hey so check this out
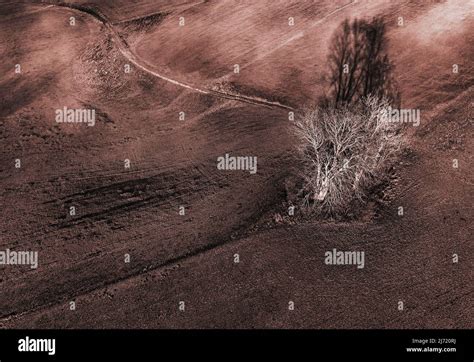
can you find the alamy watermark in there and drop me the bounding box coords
[18,337,55,356]
[379,106,421,127]
[55,106,96,126]
[217,153,257,174]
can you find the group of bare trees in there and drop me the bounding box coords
[293,17,402,216]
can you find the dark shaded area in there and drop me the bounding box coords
[0,72,57,118]
[322,17,400,107]
[117,12,168,33]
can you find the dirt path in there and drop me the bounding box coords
[30,0,359,111]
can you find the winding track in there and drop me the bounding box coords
[31,0,356,111]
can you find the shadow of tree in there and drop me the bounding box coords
[321,17,400,108]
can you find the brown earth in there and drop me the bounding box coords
[0,0,472,328]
